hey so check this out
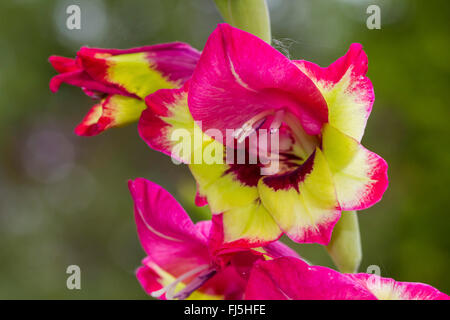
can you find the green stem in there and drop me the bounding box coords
[213,0,271,43]
[326,211,362,273]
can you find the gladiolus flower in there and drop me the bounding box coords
[129,178,299,300]
[181,24,388,246]
[49,43,200,136]
[245,257,449,300]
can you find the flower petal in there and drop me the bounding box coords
[128,178,210,278]
[262,240,301,260]
[77,43,200,99]
[139,84,209,163]
[322,124,388,210]
[206,209,282,252]
[49,68,129,96]
[136,260,165,297]
[199,265,247,300]
[258,149,340,245]
[194,188,208,207]
[245,257,376,300]
[48,55,79,73]
[188,23,328,139]
[348,274,449,300]
[75,95,146,136]
[294,43,374,142]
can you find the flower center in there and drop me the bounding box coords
[233,110,274,143]
[235,109,320,174]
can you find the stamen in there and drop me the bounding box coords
[171,269,217,300]
[283,111,320,159]
[233,110,274,143]
[269,110,285,134]
[237,118,266,143]
[151,264,213,300]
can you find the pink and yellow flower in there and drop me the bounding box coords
[245,257,449,300]
[49,43,200,136]
[139,24,388,247]
[129,178,299,300]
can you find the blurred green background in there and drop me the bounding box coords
[0,0,448,299]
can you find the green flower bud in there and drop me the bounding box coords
[326,211,362,273]
[214,0,271,43]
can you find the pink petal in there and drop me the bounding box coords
[201,265,248,300]
[321,124,388,210]
[294,43,374,142]
[74,101,105,136]
[188,23,328,140]
[77,43,199,99]
[50,42,199,99]
[49,69,131,96]
[136,258,165,297]
[245,257,376,300]
[195,220,212,240]
[48,55,79,73]
[348,273,449,300]
[139,85,191,162]
[78,43,200,85]
[195,188,208,207]
[129,178,211,278]
[263,240,301,260]
[75,95,146,137]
